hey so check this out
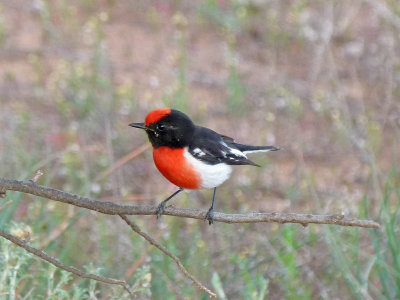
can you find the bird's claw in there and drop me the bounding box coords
[205,208,214,225]
[156,202,166,219]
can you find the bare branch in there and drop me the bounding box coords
[119,214,216,298]
[0,229,132,296]
[0,178,380,228]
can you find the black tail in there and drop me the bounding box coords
[231,143,280,153]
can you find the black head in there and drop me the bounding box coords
[129,108,195,148]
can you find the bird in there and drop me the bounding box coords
[129,108,279,225]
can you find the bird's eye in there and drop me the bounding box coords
[157,124,166,131]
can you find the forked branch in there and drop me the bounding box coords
[0,177,380,297]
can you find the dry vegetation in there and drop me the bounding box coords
[0,0,399,299]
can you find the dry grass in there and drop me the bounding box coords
[0,0,399,299]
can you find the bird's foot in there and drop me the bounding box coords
[205,208,214,225]
[156,201,167,219]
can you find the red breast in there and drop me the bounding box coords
[153,147,201,189]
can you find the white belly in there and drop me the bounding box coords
[184,148,232,189]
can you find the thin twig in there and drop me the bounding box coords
[119,214,217,298]
[363,0,400,30]
[0,229,133,296]
[0,200,12,212]
[0,178,380,228]
[95,144,150,182]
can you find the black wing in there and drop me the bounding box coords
[188,126,260,166]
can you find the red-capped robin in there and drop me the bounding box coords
[129,108,279,225]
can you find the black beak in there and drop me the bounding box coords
[129,122,147,130]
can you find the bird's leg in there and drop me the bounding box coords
[205,187,217,225]
[156,188,183,219]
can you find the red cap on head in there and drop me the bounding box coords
[145,108,172,126]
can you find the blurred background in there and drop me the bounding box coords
[0,0,399,299]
